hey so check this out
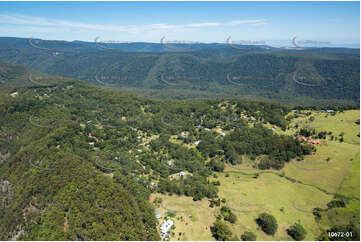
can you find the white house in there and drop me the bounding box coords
[180,132,188,138]
[194,140,201,146]
[160,219,174,240]
[179,171,186,177]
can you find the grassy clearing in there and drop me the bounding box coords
[150,194,216,241]
[282,110,360,193]
[338,152,360,198]
[292,110,360,144]
[215,171,333,241]
[282,141,359,193]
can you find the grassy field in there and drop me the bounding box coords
[282,110,360,193]
[149,110,360,241]
[215,170,333,240]
[282,141,359,193]
[339,152,360,198]
[291,110,360,144]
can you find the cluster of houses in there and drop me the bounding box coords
[298,136,322,145]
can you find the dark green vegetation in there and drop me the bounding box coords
[256,213,278,235]
[220,206,237,224]
[210,220,233,241]
[287,223,307,241]
[241,231,257,241]
[0,37,359,105]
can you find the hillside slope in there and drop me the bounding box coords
[0,37,359,104]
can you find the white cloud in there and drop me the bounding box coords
[0,13,267,34]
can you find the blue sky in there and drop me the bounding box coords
[0,1,359,47]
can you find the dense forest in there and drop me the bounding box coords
[0,37,359,104]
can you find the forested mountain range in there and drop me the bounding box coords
[0,37,359,105]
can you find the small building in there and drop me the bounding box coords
[194,140,201,146]
[180,132,188,139]
[220,132,226,137]
[150,182,158,188]
[308,139,321,145]
[155,208,162,219]
[160,219,174,240]
[179,171,186,177]
[327,110,335,113]
[205,128,210,131]
[272,125,278,129]
[167,160,174,166]
[10,92,18,98]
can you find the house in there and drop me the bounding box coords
[179,171,186,177]
[180,132,188,138]
[205,128,210,131]
[196,125,201,129]
[160,219,174,240]
[194,140,201,146]
[150,182,158,188]
[308,139,321,145]
[220,132,226,137]
[10,92,18,98]
[272,125,278,129]
[327,110,335,113]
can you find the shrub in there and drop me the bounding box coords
[256,213,278,235]
[220,206,237,224]
[211,220,233,241]
[241,231,256,241]
[287,223,307,240]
